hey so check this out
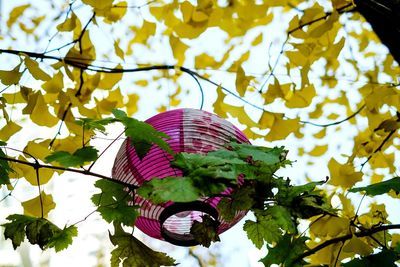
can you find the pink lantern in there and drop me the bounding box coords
[112,108,250,246]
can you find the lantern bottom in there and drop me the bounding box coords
[159,201,219,246]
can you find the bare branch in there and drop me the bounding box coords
[295,223,400,263]
[301,104,365,127]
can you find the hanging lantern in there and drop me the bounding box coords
[112,108,250,246]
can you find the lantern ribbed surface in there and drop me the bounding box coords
[112,108,250,246]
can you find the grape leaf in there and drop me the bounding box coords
[343,249,398,267]
[109,223,177,267]
[45,225,78,252]
[2,214,77,251]
[260,234,309,267]
[265,206,296,234]
[137,176,200,204]
[91,179,138,226]
[45,146,98,167]
[243,218,282,249]
[112,109,172,159]
[190,215,220,247]
[349,177,400,196]
[218,186,255,222]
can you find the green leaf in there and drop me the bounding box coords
[349,177,400,196]
[260,234,309,267]
[45,146,98,167]
[343,249,398,267]
[112,109,172,159]
[44,225,78,252]
[109,223,177,267]
[190,215,220,247]
[137,176,200,204]
[0,144,12,185]
[91,179,138,226]
[266,206,297,233]
[2,214,35,249]
[218,186,255,222]
[243,218,282,249]
[2,214,76,251]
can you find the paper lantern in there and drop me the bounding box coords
[112,108,250,246]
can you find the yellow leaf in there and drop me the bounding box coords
[285,84,316,108]
[226,105,259,128]
[7,4,30,28]
[195,53,221,69]
[0,121,22,141]
[104,2,127,23]
[169,35,189,66]
[97,66,123,89]
[332,0,354,9]
[343,236,373,256]
[371,173,384,184]
[309,11,339,38]
[22,191,55,218]
[56,11,78,32]
[81,0,113,11]
[327,113,340,120]
[251,33,263,46]
[24,92,59,127]
[42,71,64,93]
[107,87,124,108]
[129,20,156,48]
[2,91,25,104]
[0,64,22,85]
[313,128,326,139]
[309,103,323,118]
[135,80,148,86]
[235,65,252,97]
[180,1,194,23]
[328,158,363,188]
[258,111,275,129]
[338,193,355,217]
[263,78,291,104]
[157,105,167,113]
[24,57,51,81]
[310,215,350,237]
[114,40,125,60]
[213,85,228,118]
[11,158,55,186]
[24,140,52,161]
[391,234,400,248]
[265,114,300,141]
[127,93,139,116]
[288,15,307,39]
[358,203,389,227]
[308,144,328,156]
[370,152,395,172]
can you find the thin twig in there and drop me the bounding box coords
[301,104,365,127]
[360,129,396,169]
[0,155,132,186]
[87,130,125,172]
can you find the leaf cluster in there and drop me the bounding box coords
[109,223,177,267]
[2,214,77,252]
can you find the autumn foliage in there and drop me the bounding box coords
[1,0,400,266]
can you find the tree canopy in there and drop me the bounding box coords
[1,0,400,266]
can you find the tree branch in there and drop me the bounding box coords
[0,155,132,187]
[295,223,400,263]
[301,104,365,127]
